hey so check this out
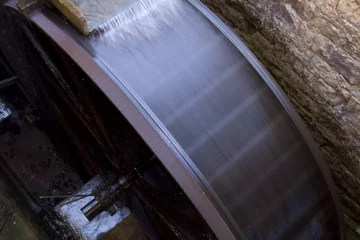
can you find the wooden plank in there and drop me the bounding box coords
[0,76,17,90]
[48,0,136,34]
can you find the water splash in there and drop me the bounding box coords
[91,0,184,45]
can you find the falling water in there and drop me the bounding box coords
[91,0,184,45]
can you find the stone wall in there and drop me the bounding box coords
[201,0,360,233]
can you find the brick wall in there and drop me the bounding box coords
[201,0,360,233]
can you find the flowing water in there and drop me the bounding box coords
[71,0,138,32]
[93,0,184,44]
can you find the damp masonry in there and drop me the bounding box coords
[202,0,360,232]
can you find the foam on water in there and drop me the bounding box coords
[92,0,184,45]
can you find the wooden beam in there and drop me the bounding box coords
[0,76,17,90]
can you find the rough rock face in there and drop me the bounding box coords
[201,0,360,229]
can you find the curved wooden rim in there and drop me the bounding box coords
[3,0,344,238]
